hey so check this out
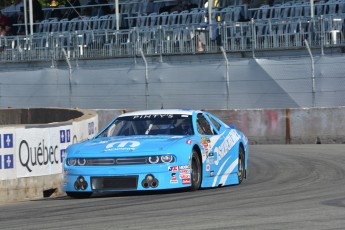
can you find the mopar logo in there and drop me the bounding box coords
[105,141,140,151]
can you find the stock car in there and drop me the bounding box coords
[62,109,248,198]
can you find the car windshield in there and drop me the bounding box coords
[97,114,194,137]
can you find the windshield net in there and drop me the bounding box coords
[97,114,194,137]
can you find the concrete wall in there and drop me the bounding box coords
[96,107,345,144]
[1,54,345,110]
[0,108,98,204]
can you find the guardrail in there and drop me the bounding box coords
[1,15,344,63]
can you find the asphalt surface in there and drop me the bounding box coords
[1,145,344,230]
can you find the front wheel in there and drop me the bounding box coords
[190,149,202,191]
[238,146,245,184]
[66,192,93,199]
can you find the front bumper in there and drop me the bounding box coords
[62,164,192,192]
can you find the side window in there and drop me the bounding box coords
[207,115,221,131]
[197,114,214,135]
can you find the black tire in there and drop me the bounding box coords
[66,192,93,199]
[238,146,245,184]
[190,149,202,191]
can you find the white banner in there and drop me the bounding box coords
[15,125,72,177]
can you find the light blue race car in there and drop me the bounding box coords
[62,109,249,198]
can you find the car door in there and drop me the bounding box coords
[197,113,238,184]
[196,113,224,176]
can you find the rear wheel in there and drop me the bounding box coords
[66,192,93,199]
[238,146,245,184]
[190,149,202,191]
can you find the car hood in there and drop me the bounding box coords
[70,135,188,156]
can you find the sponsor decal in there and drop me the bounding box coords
[206,158,214,165]
[133,114,174,119]
[213,130,241,165]
[168,166,178,172]
[179,174,191,179]
[105,141,140,151]
[3,134,13,148]
[201,137,210,143]
[170,173,178,183]
[4,154,14,169]
[210,171,214,177]
[180,169,190,174]
[186,139,192,145]
[201,137,212,154]
[182,179,191,184]
[206,164,210,171]
[179,165,190,169]
[202,152,207,158]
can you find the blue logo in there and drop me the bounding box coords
[4,154,14,169]
[60,130,66,143]
[0,155,2,169]
[60,130,71,143]
[4,134,13,148]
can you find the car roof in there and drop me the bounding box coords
[119,109,203,117]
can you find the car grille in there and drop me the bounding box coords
[86,157,147,166]
[116,157,147,165]
[91,176,138,190]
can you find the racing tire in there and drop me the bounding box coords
[190,149,202,191]
[238,146,245,184]
[66,192,93,199]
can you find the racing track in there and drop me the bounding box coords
[1,145,344,230]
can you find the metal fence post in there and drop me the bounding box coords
[139,48,149,109]
[304,39,316,107]
[251,18,256,58]
[220,46,230,109]
[320,15,324,56]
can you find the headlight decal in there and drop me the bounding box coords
[161,155,174,163]
[148,156,159,164]
[66,158,76,166]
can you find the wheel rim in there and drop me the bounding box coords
[190,151,202,190]
[192,157,200,184]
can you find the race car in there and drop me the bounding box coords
[62,109,249,198]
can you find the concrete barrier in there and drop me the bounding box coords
[96,107,345,144]
[0,108,98,204]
